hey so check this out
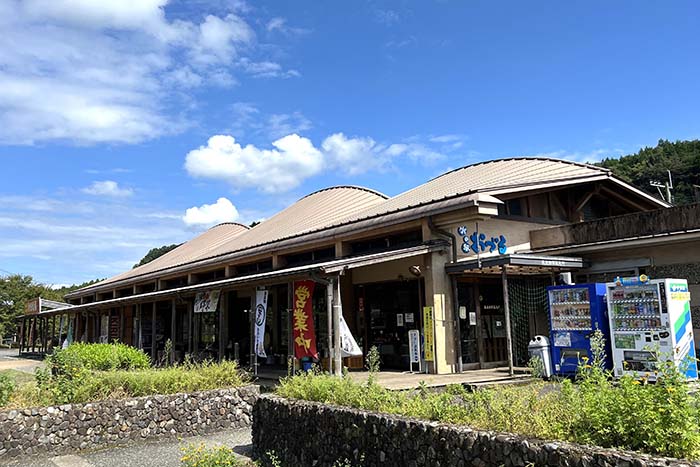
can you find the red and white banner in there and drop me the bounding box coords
[292,280,318,359]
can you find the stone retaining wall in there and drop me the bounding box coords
[253,395,699,467]
[0,385,259,458]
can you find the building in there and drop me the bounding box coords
[18,157,670,374]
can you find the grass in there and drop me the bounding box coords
[5,358,249,408]
[276,337,700,460]
[0,369,35,386]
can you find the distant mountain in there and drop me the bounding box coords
[599,139,700,205]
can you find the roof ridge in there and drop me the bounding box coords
[298,185,389,201]
[428,156,611,182]
[209,222,250,230]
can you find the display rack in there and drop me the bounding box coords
[609,284,663,332]
[549,287,592,331]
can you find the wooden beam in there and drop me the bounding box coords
[171,299,176,364]
[501,266,514,376]
[151,303,157,362]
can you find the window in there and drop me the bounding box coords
[284,246,336,267]
[349,230,422,255]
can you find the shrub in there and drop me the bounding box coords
[32,359,248,405]
[277,332,700,459]
[47,342,150,374]
[180,443,246,467]
[0,372,15,406]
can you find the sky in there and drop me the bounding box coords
[0,0,699,286]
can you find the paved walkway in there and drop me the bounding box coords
[0,348,43,373]
[347,367,532,390]
[0,428,252,467]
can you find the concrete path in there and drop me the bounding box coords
[347,367,532,390]
[0,348,43,374]
[0,428,252,467]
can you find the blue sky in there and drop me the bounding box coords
[1,0,698,286]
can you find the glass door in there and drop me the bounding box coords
[457,283,479,368]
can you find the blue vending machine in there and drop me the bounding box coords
[547,283,611,376]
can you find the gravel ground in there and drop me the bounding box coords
[0,427,253,467]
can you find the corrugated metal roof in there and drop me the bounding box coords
[71,158,665,296]
[94,222,250,288]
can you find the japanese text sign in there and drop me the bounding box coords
[292,280,318,359]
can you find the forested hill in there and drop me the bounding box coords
[598,139,700,205]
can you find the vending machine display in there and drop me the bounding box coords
[547,283,610,376]
[606,277,698,380]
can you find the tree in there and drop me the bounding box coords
[0,276,103,338]
[133,244,181,268]
[0,275,53,338]
[598,139,700,205]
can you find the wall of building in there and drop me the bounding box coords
[252,395,693,467]
[0,386,259,459]
[351,255,425,285]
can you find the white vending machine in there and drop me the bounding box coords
[606,276,698,380]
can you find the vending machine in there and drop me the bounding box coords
[547,283,611,376]
[606,277,698,380]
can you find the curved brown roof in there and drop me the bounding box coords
[71,158,666,295]
[94,222,250,288]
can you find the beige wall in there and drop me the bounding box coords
[351,256,426,285]
[447,218,554,260]
[423,250,458,374]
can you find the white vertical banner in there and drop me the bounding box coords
[254,288,268,358]
[339,315,362,357]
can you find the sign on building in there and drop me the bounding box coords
[292,280,319,359]
[423,306,434,362]
[408,329,421,372]
[254,288,268,358]
[194,290,221,313]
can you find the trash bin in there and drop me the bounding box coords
[528,335,553,379]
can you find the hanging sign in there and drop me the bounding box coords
[254,288,268,358]
[25,298,40,315]
[194,290,220,313]
[339,315,363,357]
[293,280,319,359]
[396,314,404,327]
[409,329,421,364]
[423,306,435,362]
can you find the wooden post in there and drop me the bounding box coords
[218,293,224,362]
[18,318,24,354]
[326,282,333,374]
[171,299,176,364]
[51,316,56,350]
[137,304,142,350]
[333,277,342,376]
[119,307,125,343]
[151,303,157,362]
[288,282,295,373]
[249,296,256,376]
[501,266,514,376]
[188,301,193,354]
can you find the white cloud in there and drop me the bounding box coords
[0,194,190,284]
[322,133,388,175]
[185,134,324,193]
[239,58,301,79]
[0,0,292,145]
[184,130,456,192]
[265,16,310,36]
[182,197,240,228]
[266,17,287,32]
[82,180,134,197]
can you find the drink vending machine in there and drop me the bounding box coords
[606,276,698,380]
[547,283,611,376]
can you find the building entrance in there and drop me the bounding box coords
[356,280,421,370]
